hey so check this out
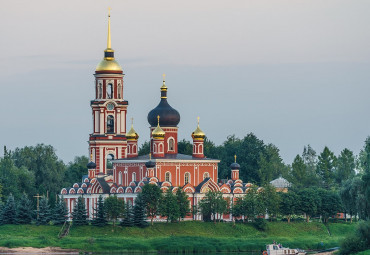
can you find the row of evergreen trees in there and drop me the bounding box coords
[0,194,67,225]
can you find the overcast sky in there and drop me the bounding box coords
[1,0,370,165]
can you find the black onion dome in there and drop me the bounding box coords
[87,161,96,169]
[230,162,240,170]
[145,160,156,168]
[147,82,180,127]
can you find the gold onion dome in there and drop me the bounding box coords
[192,117,206,140]
[96,9,123,72]
[126,118,139,140]
[152,116,165,139]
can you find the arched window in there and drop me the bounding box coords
[193,144,197,154]
[185,172,190,184]
[98,83,103,98]
[153,143,157,153]
[203,172,209,179]
[165,172,171,182]
[106,154,114,170]
[198,144,203,154]
[132,172,136,182]
[118,83,122,99]
[133,145,137,154]
[119,171,122,185]
[107,83,113,99]
[127,145,131,154]
[168,137,175,151]
[107,115,114,133]
[159,143,163,153]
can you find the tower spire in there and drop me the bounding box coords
[107,7,112,49]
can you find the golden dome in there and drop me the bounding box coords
[126,121,139,141]
[96,58,122,72]
[191,117,206,140]
[152,115,165,139]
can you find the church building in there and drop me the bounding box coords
[60,13,269,221]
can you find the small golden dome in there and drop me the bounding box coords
[96,58,122,72]
[191,117,206,140]
[126,121,139,140]
[152,115,165,139]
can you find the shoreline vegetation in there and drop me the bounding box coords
[0,222,358,253]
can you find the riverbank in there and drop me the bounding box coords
[0,222,357,253]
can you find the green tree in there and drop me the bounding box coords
[120,202,134,227]
[297,188,319,222]
[141,184,162,225]
[138,141,150,156]
[160,189,180,223]
[290,155,311,188]
[243,187,262,221]
[231,197,244,223]
[0,147,23,199]
[53,196,68,225]
[72,196,88,226]
[64,156,89,186]
[16,194,33,224]
[2,194,16,224]
[258,145,288,185]
[317,147,337,189]
[36,197,51,225]
[91,195,107,226]
[105,195,124,227]
[133,194,148,228]
[178,139,193,155]
[260,184,281,221]
[316,189,341,223]
[359,136,370,220]
[176,188,190,221]
[302,145,319,187]
[11,144,66,204]
[279,191,298,223]
[335,149,355,184]
[199,191,228,223]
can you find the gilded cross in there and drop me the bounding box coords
[33,193,43,218]
[234,155,237,163]
[108,7,112,17]
[131,117,134,125]
[162,73,166,81]
[197,116,200,125]
[157,115,160,124]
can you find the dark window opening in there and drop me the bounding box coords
[107,115,114,133]
[106,154,114,170]
[107,83,113,99]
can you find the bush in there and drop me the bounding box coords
[253,218,267,231]
[340,221,370,255]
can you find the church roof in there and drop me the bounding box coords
[270,177,291,188]
[113,153,219,163]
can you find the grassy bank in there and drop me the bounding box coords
[0,222,357,252]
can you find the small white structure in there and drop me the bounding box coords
[264,244,306,255]
[270,177,291,192]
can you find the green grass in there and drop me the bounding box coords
[0,222,358,253]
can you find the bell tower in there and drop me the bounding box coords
[88,10,128,175]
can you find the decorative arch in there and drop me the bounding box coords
[77,188,85,194]
[172,187,179,193]
[245,183,253,187]
[149,177,159,183]
[69,188,76,194]
[73,183,79,188]
[81,183,87,188]
[199,178,220,193]
[220,184,231,194]
[161,181,171,187]
[126,187,133,193]
[84,178,89,183]
[129,181,136,187]
[198,143,203,154]
[138,181,145,187]
[153,143,157,153]
[203,172,209,180]
[234,182,243,187]
[165,171,171,182]
[233,187,243,194]
[110,187,117,193]
[61,188,67,195]
[183,183,195,193]
[134,186,142,193]
[167,137,175,151]
[117,187,124,193]
[161,186,169,192]
[184,172,190,185]
[107,83,113,99]
[159,143,164,153]
[133,144,137,154]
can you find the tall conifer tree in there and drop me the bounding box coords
[53,196,68,225]
[72,196,88,226]
[91,195,107,226]
[2,194,16,224]
[133,194,148,228]
[120,202,134,227]
[36,197,51,225]
[16,194,33,224]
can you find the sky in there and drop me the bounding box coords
[1,0,370,165]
